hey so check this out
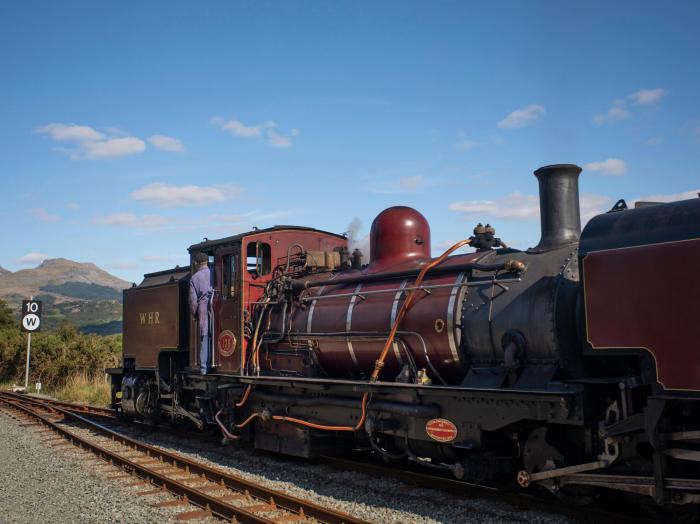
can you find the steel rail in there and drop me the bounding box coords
[0,393,367,524]
[1,390,115,418]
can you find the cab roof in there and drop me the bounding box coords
[188,225,346,253]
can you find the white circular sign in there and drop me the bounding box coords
[22,314,41,331]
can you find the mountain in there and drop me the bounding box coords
[0,258,129,334]
[0,258,128,299]
[0,266,10,276]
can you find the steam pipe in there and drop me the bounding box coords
[532,164,582,252]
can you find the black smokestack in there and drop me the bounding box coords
[532,164,582,251]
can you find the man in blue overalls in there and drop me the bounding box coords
[189,252,213,374]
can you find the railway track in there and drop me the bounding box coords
[0,391,367,524]
[0,390,116,417]
[0,391,669,523]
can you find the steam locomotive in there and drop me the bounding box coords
[107,164,700,512]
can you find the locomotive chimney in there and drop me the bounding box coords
[532,164,582,252]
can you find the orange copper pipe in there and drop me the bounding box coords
[231,392,369,433]
[369,238,472,382]
[234,412,261,429]
[271,392,369,432]
[234,384,253,408]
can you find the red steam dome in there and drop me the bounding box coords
[370,206,431,267]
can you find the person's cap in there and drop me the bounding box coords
[194,252,208,264]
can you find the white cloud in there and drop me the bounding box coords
[36,123,104,142]
[450,192,540,220]
[579,193,615,221]
[17,253,52,265]
[148,134,185,152]
[210,116,298,148]
[94,213,170,230]
[455,139,479,151]
[592,105,631,125]
[77,137,146,159]
[629,88,667,106]
[593,88,667,125]
[646,137,663,146]
[65,202,80,210]
[266,129,293,148]
[633,189,700,206]
[497,104,545,129]
[36,122,146,159]
[449,192,612,223]
[211,117,265,138]
[584,158,628,176]
[130,182,242,208]
[398,175,424,189]
[29,207,60,222]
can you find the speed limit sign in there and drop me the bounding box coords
[21,300,43,332]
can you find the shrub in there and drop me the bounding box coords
[0,300,121,388]
[0,300,15,329]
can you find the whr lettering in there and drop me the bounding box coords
[139,312,160,325]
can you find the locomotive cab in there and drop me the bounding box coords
[187,227,348,376]
[111,225,347,421]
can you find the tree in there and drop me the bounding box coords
[0,299,15,329]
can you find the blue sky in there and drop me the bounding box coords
[1,1,699,283]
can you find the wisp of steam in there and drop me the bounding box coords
[346,216,370,262]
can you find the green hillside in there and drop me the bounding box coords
[40,282,122,301]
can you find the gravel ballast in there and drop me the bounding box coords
[61,418,579,524]
[0,411,213,523]
[0,406,581,524]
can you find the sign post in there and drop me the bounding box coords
[20,297,42,390]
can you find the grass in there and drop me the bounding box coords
[1,373,111,408]
[1,373,111,406]
[0,379,29,391]
[48,372,112,407]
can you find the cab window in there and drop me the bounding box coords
[223,254,236,299]
[246,241,271,276]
